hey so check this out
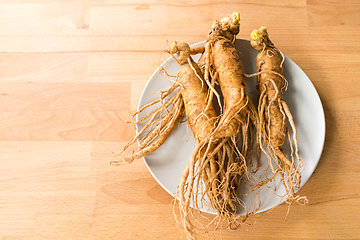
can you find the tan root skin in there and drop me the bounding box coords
[250,27,307,205]
[173,12,261,239]
[171,42,218,143]
[202,13,259,159]
[170,41,247,239]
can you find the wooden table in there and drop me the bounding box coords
[0,1,359,239]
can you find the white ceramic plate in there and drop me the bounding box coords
[137,39,325,215]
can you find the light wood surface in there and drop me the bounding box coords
[0,1,359,239]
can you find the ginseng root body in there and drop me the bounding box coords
[201,13,259,161]
[173,13,262,239]
[170,42,246,239]
[250,27,307,204]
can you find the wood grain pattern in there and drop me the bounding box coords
[0,1,359,239]
[307,0,360,26]
[0,4,90,29]
[0,54,88,82]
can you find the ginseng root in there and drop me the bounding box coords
[249,26,307,206]
[201,12,259,162]
[175,12,261,238]
[169,42,246,239]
